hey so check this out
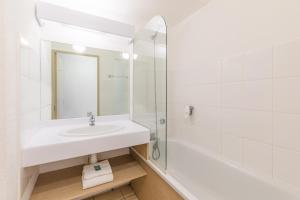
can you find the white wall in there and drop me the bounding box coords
[40,41,52,120]
[0,3,5,198]
[0,0,20,199]
[18,0,42,199]
[0,0,41,199]
[168,0,300,192]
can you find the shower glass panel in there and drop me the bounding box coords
[133,16,167,170]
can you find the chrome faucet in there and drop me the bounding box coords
[87,112,95,126]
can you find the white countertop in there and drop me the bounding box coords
[22,116,150,167]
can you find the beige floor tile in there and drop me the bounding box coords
[94,189,123,200]
[120,185,135,198]
[91,185,138,200]
[124,196,138,200]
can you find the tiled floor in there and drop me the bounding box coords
[85,185,138,200]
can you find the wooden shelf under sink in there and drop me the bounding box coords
[30,155,147,200]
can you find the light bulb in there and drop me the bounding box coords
[72,44,86,53]
[121,52,130,60]
[20,36,29,47]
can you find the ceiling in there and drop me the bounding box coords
[40,0,209,29]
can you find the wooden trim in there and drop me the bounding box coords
[51,50,57,119]
[30,155,146,200]
[97,57,100,116]
[130,149,183,200]
[52,50,100,119]
[132,144,149,160]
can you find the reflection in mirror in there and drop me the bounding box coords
[41,41,129,120]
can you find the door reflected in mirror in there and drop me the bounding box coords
[41,41,129,120]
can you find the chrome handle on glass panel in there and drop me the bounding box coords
[159,118,166,124]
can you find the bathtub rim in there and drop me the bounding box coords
[167,138,300,200]
[132,139,300,200]
[130,147,199,200]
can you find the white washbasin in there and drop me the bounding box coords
[61,124,124,137]
[22,116,150,167]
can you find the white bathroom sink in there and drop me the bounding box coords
[61,124,124,137]
[22,116,150,167]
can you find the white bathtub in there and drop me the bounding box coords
[166,140,300,200]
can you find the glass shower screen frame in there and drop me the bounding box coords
[132,16,167,171]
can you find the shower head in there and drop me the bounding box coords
[151,32,158,40]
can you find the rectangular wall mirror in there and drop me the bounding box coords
[40,40,129,120]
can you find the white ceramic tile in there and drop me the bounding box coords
[274,40,300,78]
[20,76,28,115]
[21,76,41,113]
[221,109,244,137]
[274,148,300,188]
[180,84,195,105]
[167,102,184,119]
[243,80,272,111]
[244,48,273,80]
[194,106,221,136]
[4,122,19,167]
[167,118,183,139]
[188,106,221,152]
[274,77,300,114]
[20,47,30,77]
[274,112,300,151]
[196,130,222,156]
[0,179,6,200]
[192,60,221,84]
[29,50,41,81]
[244,140,273,177]
[167,70,176,85]
[180,67,199,86]
[168,69,186,88]
[242,110,273,144]
[194,83,221,107]
[20,110,40,133]
[221,82,244,108]
[222,109,272,143]
[41,105,52,121]
[168,84,187,104]
[3,70,18,120]
[41,83,51,107]
[40,40,52,84]
[222,55,244,82]
[0,136,6,172]
[222,134,243,166]
[0,87,4,130]
[182,123,199,144]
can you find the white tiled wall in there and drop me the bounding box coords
[20,45,41,144]
[19,43,41,196]
[17,0,43,199]
[168,39,300,189]
[40,41,52,121]
[0,0,24,198]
